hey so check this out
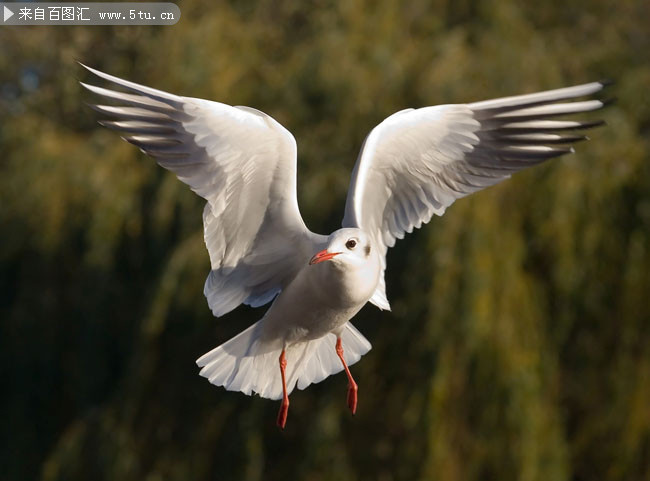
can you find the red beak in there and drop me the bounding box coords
[309,249,341,265]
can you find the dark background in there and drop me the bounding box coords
[1,0,649,480]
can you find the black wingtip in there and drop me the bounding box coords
[598,78,615,88]
[73,59,86,84]
[578,119,607,130]
[601,97,617,108]
[560,135,590,144]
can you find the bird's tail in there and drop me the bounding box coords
[196,321,372,401]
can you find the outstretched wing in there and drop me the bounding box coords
[81,64,322,317]
[342,81,609,310]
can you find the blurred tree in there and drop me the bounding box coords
[1,0,649,480]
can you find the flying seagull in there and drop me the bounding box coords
[80,64,608,428]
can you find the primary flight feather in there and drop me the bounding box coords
[80,64,607,428]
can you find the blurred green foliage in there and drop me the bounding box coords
[1,0,649,480]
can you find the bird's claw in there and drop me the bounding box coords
[347,383,358,415]
[277,399,289,429]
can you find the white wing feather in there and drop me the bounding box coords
[343,81,608,309]
[81,64,321,317]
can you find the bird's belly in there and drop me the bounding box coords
[258,268,367,346]
[286,303,361,342]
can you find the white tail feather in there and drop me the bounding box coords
[196,321,372,400]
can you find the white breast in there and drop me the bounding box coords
[258,254,380,346]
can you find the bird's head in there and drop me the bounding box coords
[309,228,374,269]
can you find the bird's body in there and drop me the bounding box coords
[196,228,379,420]
[261,238,379,345]
[81,64,608,427]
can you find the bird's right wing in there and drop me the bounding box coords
[81,64,322,317]
[342,81,609,310]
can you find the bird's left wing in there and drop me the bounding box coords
[81,64,322,317]
[342,81,609,310]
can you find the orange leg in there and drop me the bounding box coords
[335,337,358,415]
[276,349,290,429]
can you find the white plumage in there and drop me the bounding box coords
[196,321,371,401]
[80,64,607,427]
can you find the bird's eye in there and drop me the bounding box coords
[346,239,357,250]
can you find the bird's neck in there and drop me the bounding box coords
[310,259,380,309]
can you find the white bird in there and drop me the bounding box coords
[80,64,608,428]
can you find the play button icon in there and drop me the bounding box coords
[4,5,14,22]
